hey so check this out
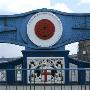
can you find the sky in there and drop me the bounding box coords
[0,0,89,57]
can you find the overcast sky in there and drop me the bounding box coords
[0,0,90,58]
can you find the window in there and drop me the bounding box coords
[69,63,78,82]
[86,69,90,82]
[0,70,6,81]
[15,65,22,81]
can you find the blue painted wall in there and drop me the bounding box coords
[0,9,90,85]
[0,9,90,50]
[0,50,89,84]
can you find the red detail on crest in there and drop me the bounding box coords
[35,19,55,40]
[41,69,51,82]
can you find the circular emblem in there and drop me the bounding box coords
[35,19,55,40]
[27,12,63,47]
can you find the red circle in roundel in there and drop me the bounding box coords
[35,19,55,40]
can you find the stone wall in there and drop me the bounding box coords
[78,40,90,62]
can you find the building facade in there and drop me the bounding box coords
[78,40,90,62]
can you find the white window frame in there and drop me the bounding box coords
[15,64,22,81]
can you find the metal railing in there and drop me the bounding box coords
[0,68,90,90]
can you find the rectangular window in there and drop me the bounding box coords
[0,70,6,81]
[69,63,78,82]
[15,65,22,81]
[86,69,90,82]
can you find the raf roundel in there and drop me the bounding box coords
[27,12,63,47]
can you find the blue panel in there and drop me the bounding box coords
[0,9,90,85]
[22,50,69,84]
[0,58,23,84]
[0,8,90,50]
